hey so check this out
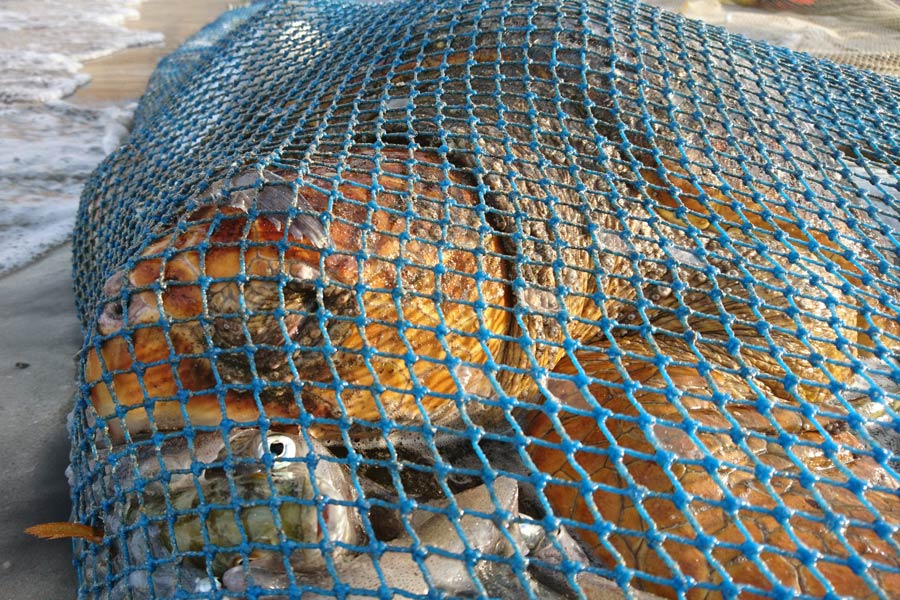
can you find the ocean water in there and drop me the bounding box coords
[0,0,161,275]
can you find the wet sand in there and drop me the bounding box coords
[0,245,82,598]
[0,1,234,596]
[72,0,236,104]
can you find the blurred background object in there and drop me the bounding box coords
[645,0,900,76]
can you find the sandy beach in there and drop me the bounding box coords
[72,0,236,105]
[0,0,233,596]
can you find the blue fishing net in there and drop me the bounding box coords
[70,0,900,597]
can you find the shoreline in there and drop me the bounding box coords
[0,1,235,596]
[71,0,236,105]
[2,0,238,283]
[1,0,238,283]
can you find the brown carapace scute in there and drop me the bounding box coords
[85,148,511,440]
[83,146,900,598]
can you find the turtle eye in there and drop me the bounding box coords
[256,434,297,461]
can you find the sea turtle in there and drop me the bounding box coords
[67,0,900,597]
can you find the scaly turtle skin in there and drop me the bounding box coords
[77,2,900,597]
[107,428,362,580]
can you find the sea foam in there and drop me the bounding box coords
[0,0,160,275]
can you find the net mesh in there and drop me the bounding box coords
[70,0,900,597]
